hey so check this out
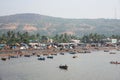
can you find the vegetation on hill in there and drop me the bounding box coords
[0,13,120,36]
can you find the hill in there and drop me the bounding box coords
[0,13,120,36]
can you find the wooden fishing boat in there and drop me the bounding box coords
[32,52,36,55]
[69,52,76,54]
[109,52,116,54]
[104,50,109,52]
[24,54,31,57]
[59,65,68,70]
[1,57,7,61]
[51,53,57,56]
[72,55,77,58]
[37,54,41,57]
[47,56,53,59]
[110,61,120,64]
[10,55,18,58]
[43,54,48,56]
[60,52,64,55]
[38,57,45,60]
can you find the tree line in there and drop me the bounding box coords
[0,31,120,45]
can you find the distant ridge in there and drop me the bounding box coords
[0,13,120,36]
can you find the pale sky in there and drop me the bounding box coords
[0,0,120,19]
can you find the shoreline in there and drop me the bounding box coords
[0,46,119,58]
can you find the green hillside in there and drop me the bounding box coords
[0,13,120,36]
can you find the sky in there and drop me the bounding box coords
[0,0,120,19]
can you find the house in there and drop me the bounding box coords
[70,39,80,43]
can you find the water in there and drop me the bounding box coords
[0,50,120,80]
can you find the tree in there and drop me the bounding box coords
[41,35,48,43]
[81,35,89,43]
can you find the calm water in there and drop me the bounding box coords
[0,50,120,80]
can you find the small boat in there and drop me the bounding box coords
[38,57,45,60]
[110,61,120,64]
[51,54,57,56]
[104,50,109,52]
[43,54,48,56]
[37,54,41,57]
[72,55,77,58]
[60,52,64,55]
[1,57,7,61]
[24,55,31,57]
[59,65,68,70]
[47,56,53,59]
[69,52,76,54]
[84,50,91,53]
[10,55,18,58]
[32,52,36,55]
[109,52,116,54]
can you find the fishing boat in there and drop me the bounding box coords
[43,54,48,56]
[104,50,109,52]
[38,57,45,60]
[1,57,7,61]
[10,55,18,58]
[24,54,31,57]
[69,51,76,54]
[59,65,68,70]
[51,53,57,56]
[109,52,116,54]
[32,52,36,55]
[47,56,53,59]
[72,55,77,58]
[37,54,41,57]
[110,61,120,64]
[60,52,64,55]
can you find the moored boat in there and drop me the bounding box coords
[69,52,76,54]
[51,53,57,56]
[72,55,77,58]
[43,54,48,56]
[110,61,120,64]
[84,50,91,53]
[10,55,18,58]
[38,57,45,60]
[1,57,7,61]
[37,54,41,57]
[47,56,53,59]
[32,52,36,55]
[109,52,116,54]
[104,50,109,52]
[24,54,31,57]
[60,52,64,55]
[59,65,68,70]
